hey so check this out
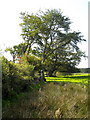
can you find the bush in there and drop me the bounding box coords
[2,57,20,99]
[16,63,34,80]
[56,72,73,77]
[22,54,42,74]
[2,56,35,100]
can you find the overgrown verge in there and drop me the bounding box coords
[2,82,88,118]
[1,56,88,118]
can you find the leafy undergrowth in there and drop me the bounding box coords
[2,81,88,119]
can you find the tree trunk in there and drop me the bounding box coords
[13,55,16,63]
[40,55,46,81]
[48,70,53,77]
[41,70,44,80]
[48,69,56,77]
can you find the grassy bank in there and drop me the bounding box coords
[2,74,88,118]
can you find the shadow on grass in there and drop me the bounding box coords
[64,76,90,79]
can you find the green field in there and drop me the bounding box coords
[45,74,89,85]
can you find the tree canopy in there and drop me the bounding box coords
[19,9,86,77]
[6,9,86,78]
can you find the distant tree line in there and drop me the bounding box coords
[79,68,90,73]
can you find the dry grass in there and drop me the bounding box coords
[2,82,88,118]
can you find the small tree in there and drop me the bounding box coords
[5,43,29,63]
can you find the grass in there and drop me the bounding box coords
[2,74,89,118]
[45,74,89,85]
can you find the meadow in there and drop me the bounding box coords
[45,73,89,85]
[2,73,89,118]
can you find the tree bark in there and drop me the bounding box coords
[40,54,46,81]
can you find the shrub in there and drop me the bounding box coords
[2,56,35,100]
[2,56,21,99]
[22,54,42,74]
[56,72,73,77]
[16,63,34,80]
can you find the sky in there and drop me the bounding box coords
[0,0,89,68]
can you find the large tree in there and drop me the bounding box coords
[20,9,86,79]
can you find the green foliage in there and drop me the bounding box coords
[16,62,34,80]
[5,43,28,57]
[2,56,35,100]
[22,54,42,78]
[56,72,68,76]
[2,82,88,118]
[22,54,41,66]
[2,56,19,99]
[20,9,86,77]
[80,68,90,73]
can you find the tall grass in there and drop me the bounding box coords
[2,80,88,118]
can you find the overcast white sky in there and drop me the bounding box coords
[0,0,89,68]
